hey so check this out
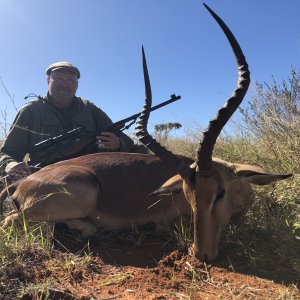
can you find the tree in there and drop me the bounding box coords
[154,122,182,142]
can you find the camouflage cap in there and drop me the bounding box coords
[46,61,80,78]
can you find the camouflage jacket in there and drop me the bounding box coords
[0,95,134,174]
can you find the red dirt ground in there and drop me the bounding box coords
[2,226,298,300]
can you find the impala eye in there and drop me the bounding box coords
[215,188,225,202]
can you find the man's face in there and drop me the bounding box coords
[47,69,78,109]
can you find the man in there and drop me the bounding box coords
[0,61,135,179]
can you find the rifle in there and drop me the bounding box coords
[30,94,181,167]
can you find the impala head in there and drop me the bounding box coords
[136,4,291,261]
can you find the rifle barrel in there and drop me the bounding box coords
[112,94,181,126]
[150,94,181,111]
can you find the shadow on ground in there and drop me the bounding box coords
[54,223,299,288]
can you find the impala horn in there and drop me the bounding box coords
[196,3,250,175]
[135,46,192,178]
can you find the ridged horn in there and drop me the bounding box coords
[197,3,250,173]
[135,46,191,178]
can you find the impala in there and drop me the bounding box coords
[0,4,291,261]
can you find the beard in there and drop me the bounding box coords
[51,89,75,109]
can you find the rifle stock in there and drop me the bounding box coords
[31,94,181,167]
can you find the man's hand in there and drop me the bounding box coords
[96,132,121,151]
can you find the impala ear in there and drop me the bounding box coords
[233,164,292,185]
[149,174,183,196]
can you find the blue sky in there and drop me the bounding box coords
[0,0,299,138]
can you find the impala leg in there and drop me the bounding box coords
[3,179,100,237]
[1,212,20,229]
[1,212,55,239]
[63,219,97,237]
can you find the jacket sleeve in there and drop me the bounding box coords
[88,102,134,152]
[0,107,33,174]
